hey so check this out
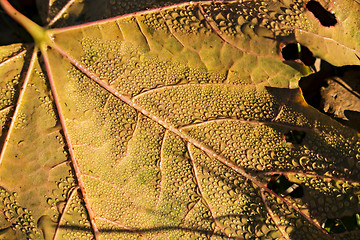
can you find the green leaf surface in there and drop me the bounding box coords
[0,0,360,239]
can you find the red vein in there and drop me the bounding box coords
[197,4,279,61]
[47,0,76,27]
[114,112,142,168]
[182,198,201,222]
[0,48,37,165]
[53,186,79,240]
[158,7,216,70]
[0,105,13,114]
[50,159,71,170]
[239,179,249,193]
[132,82,259,101]
[134,17,151,51]
[259,64,275,87]
[260,190,291,240]
[187,143,222,235]
[0,48,27,67]
[257,183,330,237]
[102,95,112,111]
[41,47,100,240]
[180,118,313,132]
[158,4,241,72]
[159,11,186,48]
[273,105,285,121]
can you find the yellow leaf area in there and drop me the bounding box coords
[0,1,359,240]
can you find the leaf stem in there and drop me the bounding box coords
[0,0,49,48]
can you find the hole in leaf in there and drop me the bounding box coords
[267,175,304,198]
[281,43,316,66]
[281,43,299,60]
[323,219,347,233]
[306,1,337,27]
[284,130,306,144]
[322,213,360,233]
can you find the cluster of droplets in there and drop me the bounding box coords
[14,112,27,129]
[263,191,326,240]
[45,171,77,221]
[67,64,109,114]
[202,0,307,37]
[275,105,313,127]
[81,37,225,98]
[187,145,280,239]
[182,200,215,239]
[115,56,185,96]
[185,114,357,178]
[128,115,164,169]
[100,96,137,163]
[81,39,124,85]
[141,12,168,31]
[302,130,360,179]
[135,85,278,128]
[59,190,92,240]
[14,212,39,239]
[229,92,277,120]
[157,132,200,221]
[0,71,18,130]
[0,45,25,63]
[294,175,360,219]
[224,124,285,171]
[184,121,288,171]
[61,229,93,240]
[117,57,225,96]
[0,187,39,239]
[0,107,11,132]
[55,134,69,159]
[66,58,141,174]
[48,0,72,22]
[38,95,57,120]
[162,5,210,35]
[83,178,134,227]
[0,74,20,109]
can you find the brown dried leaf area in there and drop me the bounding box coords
[0,0,360,239]
[321,70,360,129]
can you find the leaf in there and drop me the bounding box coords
[321,69,360,128]
[0,0,360,239]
